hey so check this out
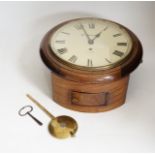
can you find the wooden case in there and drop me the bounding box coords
[40,18,143,112]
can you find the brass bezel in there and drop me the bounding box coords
[48,17,133,71]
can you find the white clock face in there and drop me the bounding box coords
[50,18,133,69]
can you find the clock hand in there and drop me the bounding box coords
[80,24,93,45]
[91,29,105,42]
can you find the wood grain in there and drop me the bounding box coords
[52,73,129,112]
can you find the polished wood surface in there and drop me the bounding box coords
[52,73,129,112]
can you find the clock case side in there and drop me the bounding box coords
[40,18,143,84]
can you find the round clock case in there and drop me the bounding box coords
[40,17,143,112]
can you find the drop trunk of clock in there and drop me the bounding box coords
[40,17,143,113]
[52,73,129,112]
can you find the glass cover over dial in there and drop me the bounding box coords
[50,18,133,70]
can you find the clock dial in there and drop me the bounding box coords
[50,18,133,69]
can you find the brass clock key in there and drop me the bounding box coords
[26,94,78,139]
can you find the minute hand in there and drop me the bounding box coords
[81,24,93,44]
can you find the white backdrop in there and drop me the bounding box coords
[0,1,155,153]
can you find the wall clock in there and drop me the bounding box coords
[40,17,143,112]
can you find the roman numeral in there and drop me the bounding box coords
[61,32,70,35]
[74,24,83,30]
[57,48,67,54]
[88,23,95,29]
[117,42,127,46]
[68,55,78,63]
[105,58,111,63]
[103,26,108,31]
[113,50,124,57]
[55,40,65,44]
[113,33,121,37]
[87,59,93,67]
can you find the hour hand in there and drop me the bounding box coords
[92,29,104,41]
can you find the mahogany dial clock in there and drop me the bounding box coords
[40,17,143,112]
